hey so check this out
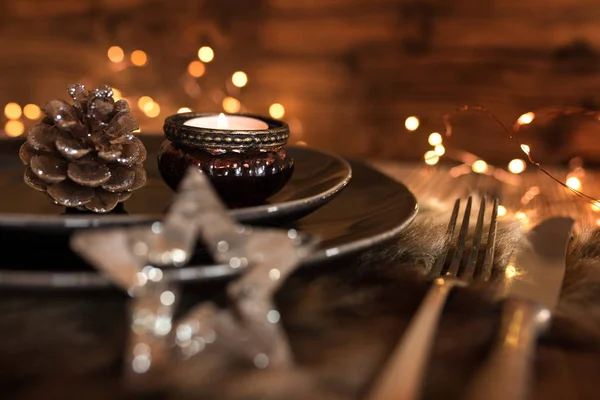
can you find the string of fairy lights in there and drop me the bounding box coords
[1,43,596,217]
[403,110,600,220]
[1,44,288,139]
[402,114,527,176]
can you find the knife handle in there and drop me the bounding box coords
[464,298,550,400]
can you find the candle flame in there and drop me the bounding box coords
[217,113,229,129]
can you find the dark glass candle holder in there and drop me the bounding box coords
[159,113,294,207]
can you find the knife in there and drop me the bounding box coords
[464,217,574,400]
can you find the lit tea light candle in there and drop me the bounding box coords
[161,111,293,206]
[184,113,269,130]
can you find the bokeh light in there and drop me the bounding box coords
[111,89,122,101]
[505,265,517,278]
[23,104,41,120]
[107,46,124,63]
[517,112,535,125]
[424,150,439,165]
[131,50,148,66]
[508,159,526,174]
[434,144,445,156]
[222,97,241,113]
[404,116,419,131]
[4,103,22,120]
[471,160,488,174]
[515,211,528,223]
[232,71,248,88]
[428,132,442,146]
[198,46,214,63]
[566,176,582,190]
[188,61,206,78]
[269,103,285,119]
[497,205,507,217]
[4,120,24,137]
[137,96,154,112]
[144,102,160,118]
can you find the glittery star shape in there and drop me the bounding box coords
[70,168,315,392]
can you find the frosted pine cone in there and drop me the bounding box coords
[19,84,147,213]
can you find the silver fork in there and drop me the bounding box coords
[367,196,499,400]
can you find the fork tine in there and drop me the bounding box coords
[460,197,487,280]
[446,196,473,277]
[429,199,461,278]
[478,198,499,281]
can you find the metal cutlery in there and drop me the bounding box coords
[368,196,499,400]
[464,217,574,400]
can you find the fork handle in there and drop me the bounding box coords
[464,299,549,400]
[368,277,464,400]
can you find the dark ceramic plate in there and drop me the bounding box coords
[0,136,351,230]
[0,157,418,289]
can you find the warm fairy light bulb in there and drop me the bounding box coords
[508,159,526,174]
[144,102,160,118]
[505,264,517,278]
[520,144,531,155]
[269,103,285,119]
[434,144,445,156]
[4,120,24,136]
[4,103,21,119]
[23,104,41,120]
[428,132,442,146]
[217,113,229,129]
[497,205,507,217]
[177,107,192,113]
[404,116,419,131]
[222,97,241,113]
[566,176,582,190]
[592,201,600,212]
[138,96,154,111]
[198,46,214,63]
[471,160,488,174]
[188,61,206,77]
[515,211,528,222]
[130,50,148,66]
[231,71,248,88]
[517,112,535,125]
[107,46,124,63]
[424,150,439,165]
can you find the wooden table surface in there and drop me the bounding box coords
[1,160,599,400]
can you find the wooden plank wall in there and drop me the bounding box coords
[0,0,599,164]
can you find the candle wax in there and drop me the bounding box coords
[184,114,269,130]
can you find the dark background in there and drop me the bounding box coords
[1,0,600,164]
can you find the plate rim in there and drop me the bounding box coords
[0,160,418,289]
[0,145,352,228]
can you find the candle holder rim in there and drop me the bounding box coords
[163,112,290,151]
[165,112,288,134]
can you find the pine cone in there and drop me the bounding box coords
[19,84,147,213]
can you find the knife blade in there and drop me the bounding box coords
[465,217,574,400]
[494,217,575,310]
